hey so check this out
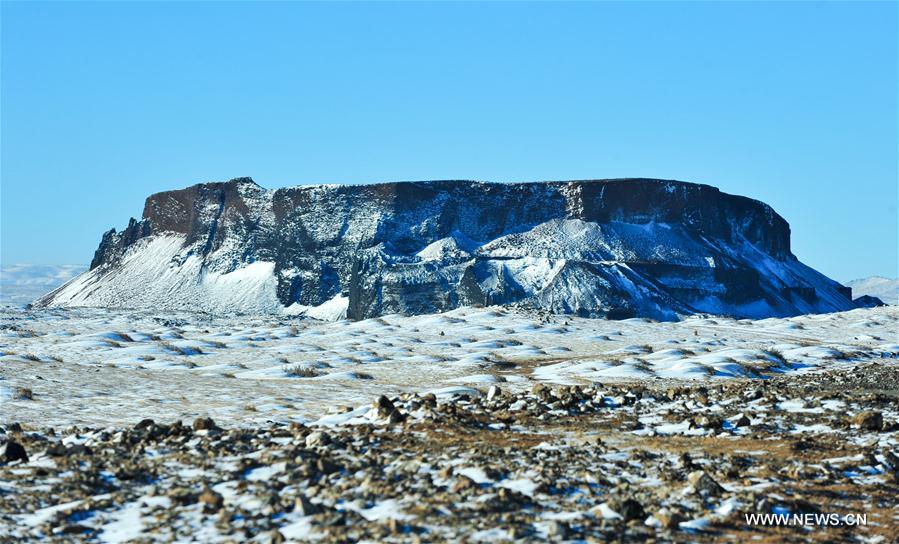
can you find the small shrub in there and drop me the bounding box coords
[14,387,33,400]
[284,364,321,378]
[764,349,787,365]
[632,359,652,373]
[160,342,181,354]
[160,342,202,355]
[489,357,517,370]
[829,349,852,361]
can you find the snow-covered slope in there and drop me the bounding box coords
[37,177,862,319]
[847,276,898,305]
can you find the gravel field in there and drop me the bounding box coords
[1,306,897,542]
[1,363,898,542]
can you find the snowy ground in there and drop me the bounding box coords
[1,304,897,429]
[1,304,898,542]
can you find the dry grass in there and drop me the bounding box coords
[14,387,34,400]
[283,364,321,378]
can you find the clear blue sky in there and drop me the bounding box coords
[2,1,896,281]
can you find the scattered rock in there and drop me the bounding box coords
[610,497,646,521]
[452,475,477,494]
[655,508,684,530]
[295,495,320,516]
[167,487,196,506]
[316,458,340,475]
[134,418,156,430]
[546,519,569,538]
[374,396,396,418]
[2,355,898,542]
[853,411,883,431]
[306,430,331,448]
[688,470,725,496]
[192,417,218,431]
[691,414,721,429]
[487,385,502,401]
[1,440,28,464]
[731,413,752,428]
[198,488,224,512]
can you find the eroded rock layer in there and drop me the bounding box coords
[38,177,858,319]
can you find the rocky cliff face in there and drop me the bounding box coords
[37,177,859,320]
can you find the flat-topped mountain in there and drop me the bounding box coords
[37,177,863,319]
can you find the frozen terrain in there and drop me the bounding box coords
[0,304,897,542]
[2,304,897,429]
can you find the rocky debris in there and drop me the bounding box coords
[305,430,331,448]
[654,508,685,530]
[487,385,501,401]
[134,418,156,430]
[688,471,725,497]
[0,439,28,464]
[192,417,218,431]
[731,413,752,428]
[451,475,478,494]
[691,414,722,429]
[370,395,405,424]
[853,411,884,431]
[0,363,896,542]
[545,519,570,539]
[198,488,223,512]
[294,495,320,516]
[609,497,646,521]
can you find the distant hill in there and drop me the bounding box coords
[847,276,898,305]
[0,264,86,305]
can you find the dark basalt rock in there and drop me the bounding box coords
[853,295,885,308]
[1,440,28,464]
[39,177,862,319]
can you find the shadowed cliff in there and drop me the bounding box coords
[38,177,858,320]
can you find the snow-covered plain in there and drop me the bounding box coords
[2,303,896,429]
